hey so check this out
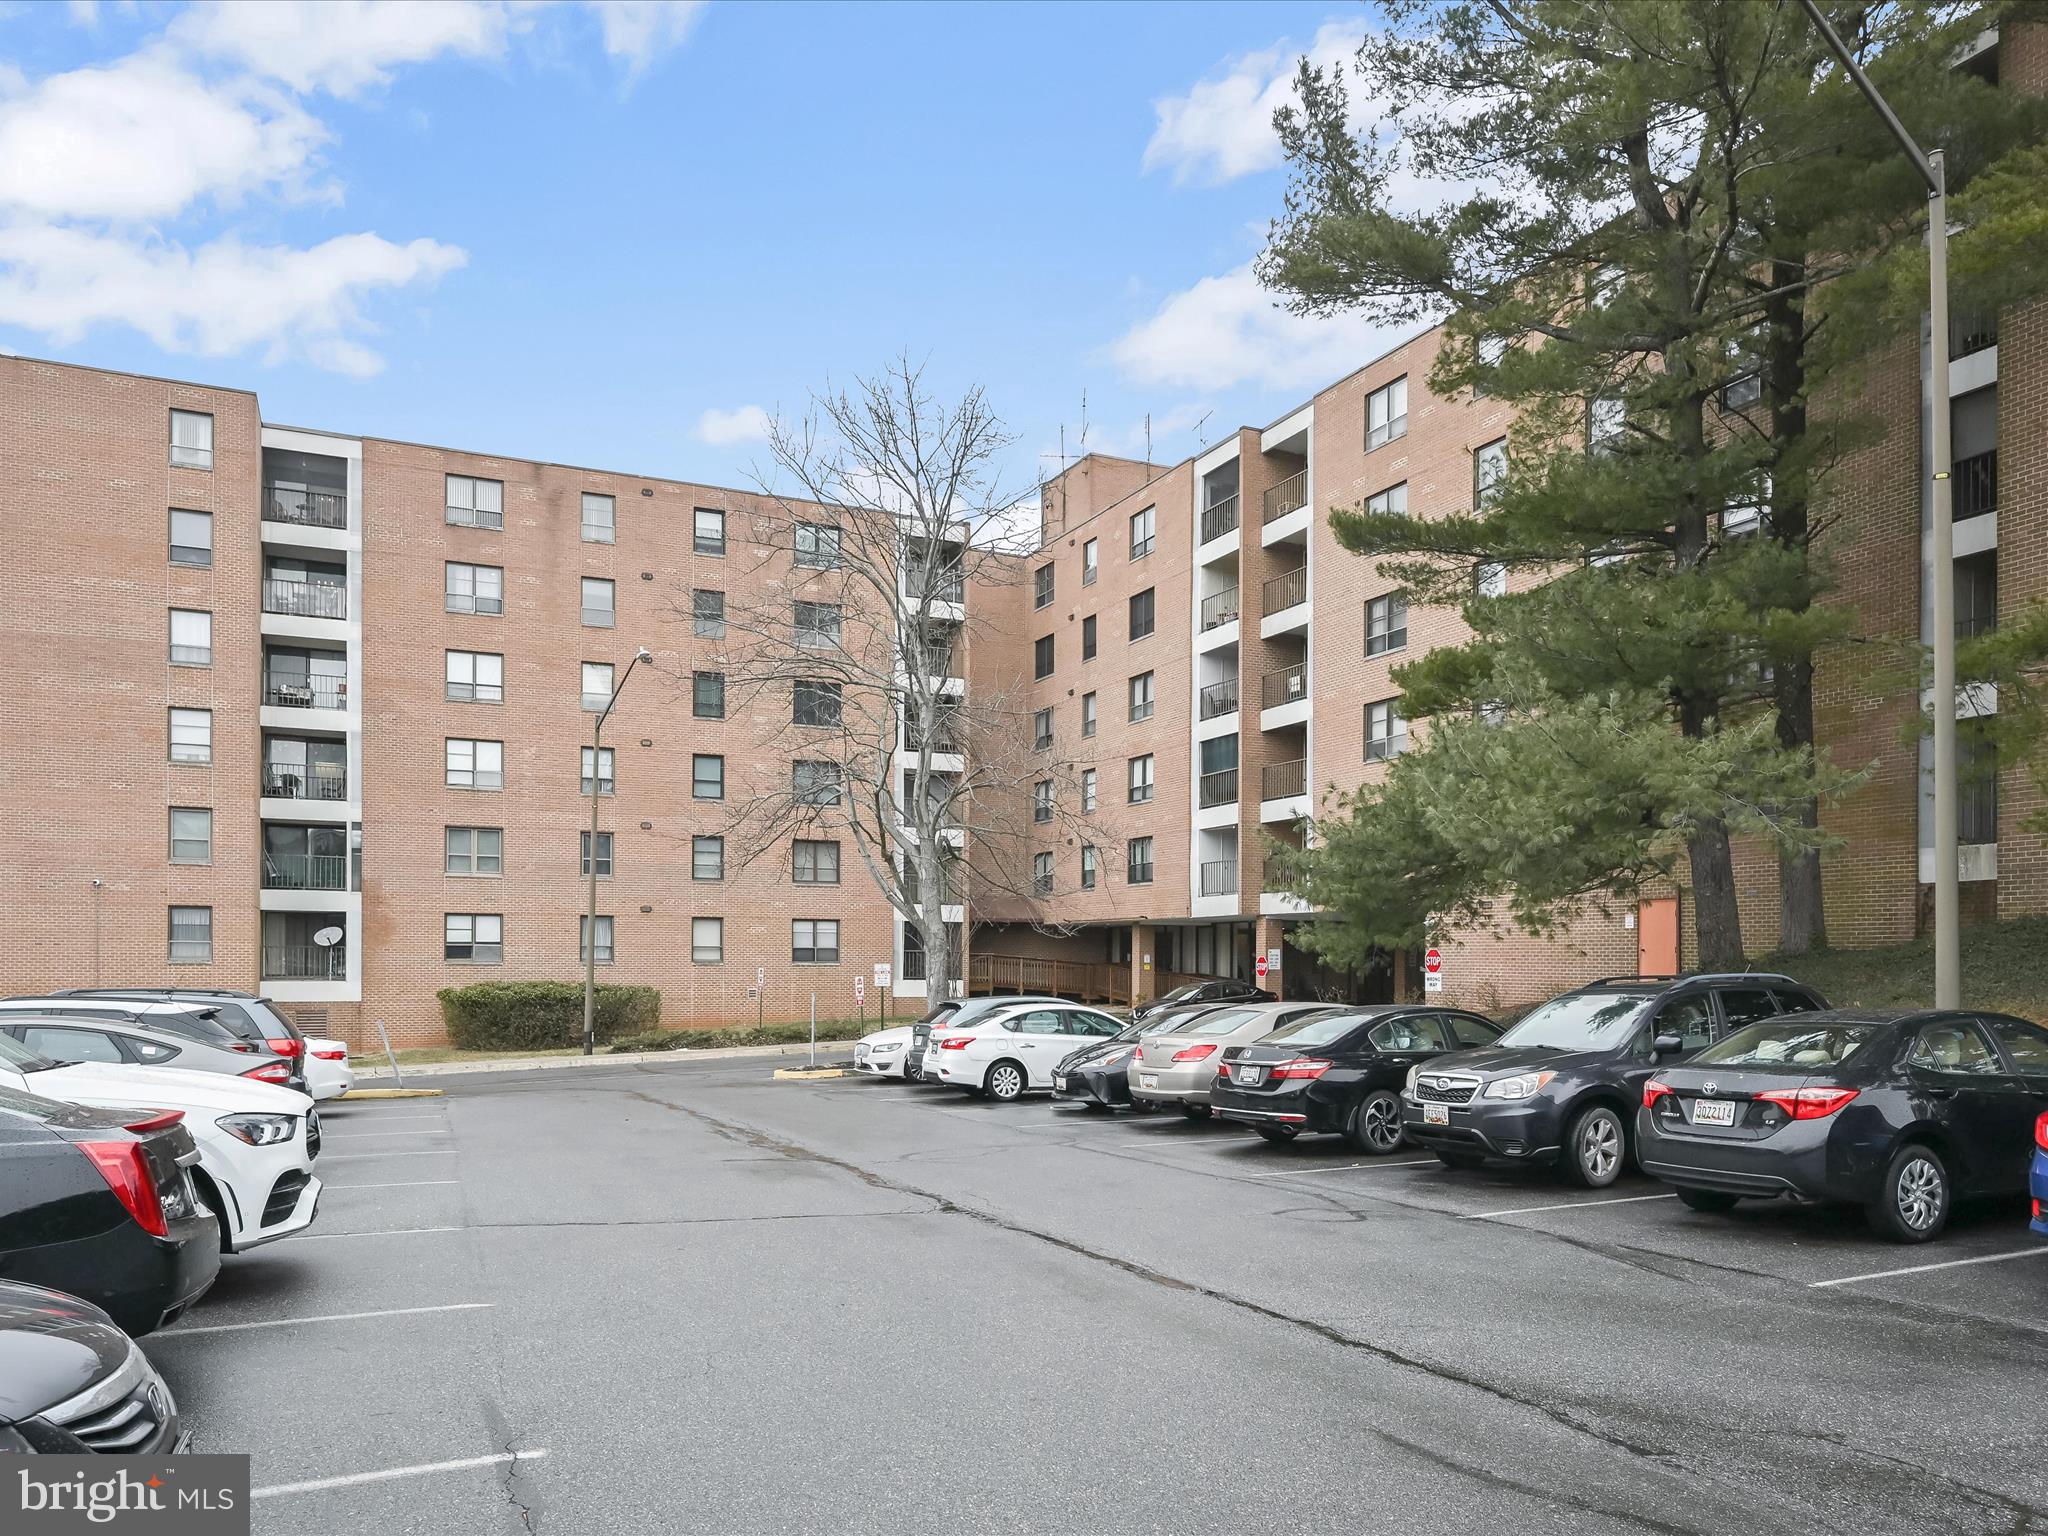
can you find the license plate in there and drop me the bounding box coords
[1237,1066,1263,1086]
[1691,1099,1737,1127]
[1139,1073,1158,1090]
[1423,1103,1449,1125]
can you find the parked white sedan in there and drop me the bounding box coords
[930,1003,1125,1102]
[304,1038,354,1101]
[853,1026,920,1080]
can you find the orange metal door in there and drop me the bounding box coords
[1637,898,1679,976]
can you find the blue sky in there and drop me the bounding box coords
[3,1,1412,495]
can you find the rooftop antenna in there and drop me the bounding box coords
[1145,412,1151,466]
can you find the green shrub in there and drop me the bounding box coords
[607,1020,867,1053]
[438,982,659,1051]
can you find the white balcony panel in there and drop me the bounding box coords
[1196,528,1239,566]
[1920,844,1998,883]
[1261,698,1312,733]
[1951,511,1996,558]
[1191,892,1240,920]
[1195,709,1239,743]
[1260,889,1312,916]
[1260,794,1312,825]
[1261,405,1312,457]
[1949,344,1996,396]
[260,612,349,646]
[259,796,357,825]
[1194,800,1238,831]
[265,978,360,1004]
[260,705,350,735]
[260,887,356,914]
[1261,505,1311,547]
[1195,619,1240,655]
[1261,601,1311,640]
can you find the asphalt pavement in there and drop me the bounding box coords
[151,1057,2048,1534]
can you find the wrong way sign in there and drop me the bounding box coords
[1423,946,1444,993]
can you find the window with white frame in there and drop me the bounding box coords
[792,919,840,964]
[1366,593,1408,657]
[1082,767,1097,812]
[581,577,615,628]
[1033,779,1053,823]
[1033,708,1053,751]
[794,600,841,648]
[1474,438,1508,508]
[581,662,614,711]
[1032,852,1053,896]
[692,917,723,963]
[446,475,504,529]
[1588,396,1626,452]
[1082,614,1097,660]
[1366,378,1408,451]
[693,754,724,800]
[579,830,613,878]
[169,411,213,469]
[1365,482,1408,518]
[1475,561,1507,598]
[1474,332,1508,397]
[1724,472,1771,539]
[1033,563,1054,609]
[693,670,724,718]
[446,650,505,702]
[580,915,615,964]
[1034,635,1054,678]
[168,905,212,962]
[581,745,615,795]
[446,562,504,615]
[793,679,842,727]
[169,509,213,567]
[795,521,841,569]
[793,759,841,806]
[694,507,725,556]
[1130,505,1155,559]
[1128,754,1154,804]
[446,826,504,875]
[1081,692,1097,738]
[1128,671,1154,722]
[1080,845,1097,890]
[1365,699,1407,761]
[1082,538,1098,585]
[1127,837,1154,886]
[446,738,504,789]
[581,492,615,543]
[693,589,724,638]
[169,808,212,865]
[445,913,503,963]
[793,839,840,884]
[169,708,212,764]
[169,609,212,666]
[693,836,723,881]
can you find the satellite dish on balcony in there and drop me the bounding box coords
[313,927,344,947]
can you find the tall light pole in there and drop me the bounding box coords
[1799,1,1960,1007]
[585,647,652,1055]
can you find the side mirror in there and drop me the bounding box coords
[1652,1033,1685,1056]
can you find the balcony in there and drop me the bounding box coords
[1950,310,1998,361]
[1200,587,1240,632]
[905,565,966,604]
[1199,859,1238,897]
[1199,767,1239,808]
[262,765,347,802]
[1199,677,1239,720]
[264,675,346,711]
[262,852,348,891]
[1262,757,1306,799]
[1262,662,1309,710]
[264,484,347,530]
[263,578,347,620]
[1954,450,1997,522]
[263,945,346,981]
[1200,494,1241,545]
[1264,566,1308,613]
[1263,471,1307,523]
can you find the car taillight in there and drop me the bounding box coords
[2036,1110,2048,1153]
[229,1042,257,1053]
[938,1036,973,1051]
[265,1037,304,1058]
[312,1049,346,1061]
[1756,1086,1859,1120]
[242,1061,294,1084]
[1270,1058,1332,1081]
[1643,1081,1675,1109]
[1171,1043,1217,1063]
[122,1111,185,1134]
[78,1142,168,1238]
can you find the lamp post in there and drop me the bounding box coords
[1798,1,1959,1007]
[585,647,652,1055]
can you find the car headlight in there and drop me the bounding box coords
[216,1112,297,1146]
[0,1424,34,1452]
[871,1041,901,1053]
[1099,1050,1129,1068]
[1480,1072,1556,1101]
[1404,1064,1421,1096]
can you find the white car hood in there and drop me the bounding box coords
[859,1026,917,1048]
[27,1061,313,1116]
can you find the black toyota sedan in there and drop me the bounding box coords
[0,1280,187,1453]
[1051,1019,1153,1109]
[1640,1008,2048,1242]
[1213,1005,1503,1152]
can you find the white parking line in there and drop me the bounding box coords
[320,1149,459,1160]
[326,1180,462,1190]
[1462,1193,1678,1220]
[161,1304,492,1337]
[1240,1159,1438,1178]
[253,1450,547,1500]
[322,1130,452,1138]
[280,1225,467,1242]
[1809,1245,2048,1290]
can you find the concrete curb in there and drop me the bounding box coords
[772,1068,848,1081]
[338,1087,446,1100]
[354,1040,863,1082]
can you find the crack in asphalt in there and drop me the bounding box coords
[1369,1427,1710,1536]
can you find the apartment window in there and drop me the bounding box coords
[446,738,504,789]
[694,507,725,556]
[1033,708,1054,751]
[1082,768,1097,812]
[446,650,505,703]
[446,475,504,530]
[169,808,212,865]
[1033,779,1054,824]
[1128,671,1155,723]
[169,609,212,666]
[693,753,724,800]
[579,830,613,879]
[1721,327,1763,410]
[1034,563,1055,609]
[1366,699,1408,761]
[1033,852,1054,897]
[1474,332,1508,397]
[1033,634,1054,679]
[1475,561,1507,599]
[1128,754,1154,805]
[1081,692,1097,739]
[692,916,724,963]
[795,600,841,649]
[581,577,615,628]
[581,492,616,543]
[1127,838,1154,886]
[446,562,504,615]
[1129,587,1155,641]
[793,838,840,884]
[1365,482,1408,519]
[1130,505,1155,560]
[580,746,616,795]
[582,662,614,711]
[791,521,839,570]
[446,826,503,876]
[693,836,724,881]
[792,919,840,964]
[1082,538,1098,585]
[169,410,213,470]
[445,913,503,964]
[693,670,725,718]
[793,759,842,806]
[693,589,725,639]
[793,679,843,727]
[169,509,212,567]
[1366,594,1408,657]
[168,905,213,963]
[1366,377,1408,451]
[1474,438,1508,508]
[1080,845,1098,890]
[580,915,615,965]
[169,708,212,764]
[1082,614,1097,661]
[1588,395,1627,451]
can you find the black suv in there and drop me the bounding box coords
[1400,973,1827,1187]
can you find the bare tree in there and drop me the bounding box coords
[675,357,1108,1006]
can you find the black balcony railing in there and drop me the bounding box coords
[1199,859,1238,897]
[263,767,347,802]
[1200,494,1241,544]
[1200,587,1239,632]
[1261,662,1308,710]
[1263,471,1307,523]
[264,675,346,710]
[264,485,347,529]
[1262,757,1306,799]
[262,853,348,891]
[1264,566,1308,613]
[1949,310,1998,360]
[263,944,346,981]
[1954,450,1997,522]
[1199,677,1239,720]
[262,578,347,620]
[1199,767,1239,808]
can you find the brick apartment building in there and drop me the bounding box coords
[0,23,2036,1046]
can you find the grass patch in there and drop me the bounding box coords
[1754,915,2048,1024]
[609,1018,881,1053]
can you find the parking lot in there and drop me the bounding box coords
[156,1055,2046,1534]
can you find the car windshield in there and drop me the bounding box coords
[1260,1010,1374,1049]
[1494,991,1657,1051]
[1151,985,1201,1009]
[1112,1021,1148,1043]
[0,1031,58,1074]
[1696,1021,1881,1069]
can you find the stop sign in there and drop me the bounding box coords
[1255,955,1268,980]
[1424,947,1443,975]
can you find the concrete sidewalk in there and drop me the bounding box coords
[354,1039,861,1082]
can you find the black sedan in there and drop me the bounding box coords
[1640,1008,2048,1242]
[0,1086,219,1334]
[1131,978,1274,1024]
[0,1280,186,1453]
[1213,1005,1503,1152]
[1051,1020,1151,1109]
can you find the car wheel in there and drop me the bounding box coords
[985,1060,1027,1103]
[1564,1105,1626,1188]
[1182,1103,1213,1120]
[1256,1125,1298,1144]
[1868,1142,1950,1243]
[903,1058,924,1084]
[1346,1090,1406,1155]
[1674,1188,1740,1214]
[1433,1149,1484,1170]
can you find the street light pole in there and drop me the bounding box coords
[585,647,652,1055]
[1798,1,1960,1007]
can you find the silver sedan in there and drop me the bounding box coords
[1129,1001,1341,1119]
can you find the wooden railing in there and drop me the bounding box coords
[967,953,1131,1006]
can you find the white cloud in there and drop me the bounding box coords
[1143,19,1369,186]
[169,1,515,98]
[694,403,772,446]
[1109,260,1415,394]
[0,225,466,375]
[586,0,708,79]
